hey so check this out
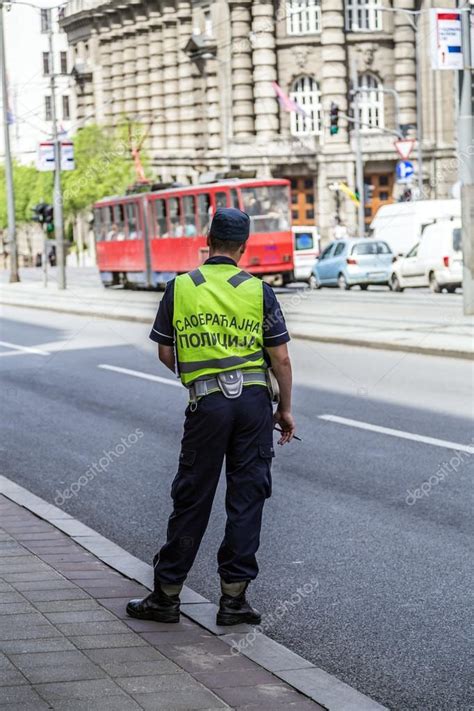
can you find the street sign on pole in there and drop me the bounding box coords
[38,141,75,172]
[396,161,415,183]
[394,139,415,160]
[430,9,463,70]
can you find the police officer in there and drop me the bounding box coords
[127,207,295,626]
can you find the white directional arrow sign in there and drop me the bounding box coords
[394,139,415,160]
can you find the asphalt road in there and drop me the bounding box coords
[1,302,473,711]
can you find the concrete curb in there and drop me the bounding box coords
[1,296,472,361]
[290,332,474,361]
[0,474,388,711]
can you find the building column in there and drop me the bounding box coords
[109,13,125,119]
[393,0,417,129]
[148,7,165,157]
[162,1,180,151]
[229,0,254,140]
[320,0,348,145]
[134,5,150,122]
[177,1,195,157]
[99,14,114,126]
[73,40,87,124]
[319,0,351,240]
[204,58,221,153]
[251,0,278,142]
[122,9,137,119]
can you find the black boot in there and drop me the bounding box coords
[216,580,261,626]
[126,582,181,623]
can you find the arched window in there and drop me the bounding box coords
[286,0,321,35]
[345,0,382,32]
[354,73,384,131]
[289,76,322,136]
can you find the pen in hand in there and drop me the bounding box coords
[274,425,303,442]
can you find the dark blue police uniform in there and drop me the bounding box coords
[149,257,290,587]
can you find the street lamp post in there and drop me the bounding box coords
[48,17,66,289]
[458,1,474,315]
[0,1,19,282]
[351,59,366,238]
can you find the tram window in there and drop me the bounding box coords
[168,197,183,237]
[242,185,290,233]
[230,189,240,209]
[112,204,126,241]
[183,195,197,236]
[126,203,140,239]
[94,209,105,242]
[215,191,228,209]
[197,193,211,233]
[153,200,167,237]
[104,205,117,241]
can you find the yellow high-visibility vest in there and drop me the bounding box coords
[173,264,266,386]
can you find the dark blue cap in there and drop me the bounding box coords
[209,207,250,242]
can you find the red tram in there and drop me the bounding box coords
[93,179,293,288]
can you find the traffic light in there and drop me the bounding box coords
[44,205,54,226]
[329,102,339,135]
[363,183,375,202]
[32,203,48,223]
[32,203,54,230]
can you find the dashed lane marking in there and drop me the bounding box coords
[98,363,182,388]
[319,414,474,454]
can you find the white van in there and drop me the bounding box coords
[390,218,462,293]
[370,200,461,256]
[291,226,320,283]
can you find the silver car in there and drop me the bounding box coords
[310,238,394,290]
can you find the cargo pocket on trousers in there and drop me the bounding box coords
[259,443,275,499]
[171,449,197,504]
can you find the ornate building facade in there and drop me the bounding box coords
[61,0,458,240]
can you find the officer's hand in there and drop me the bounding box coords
[274,409,296,445]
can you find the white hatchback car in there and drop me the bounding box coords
[389,219,462,293]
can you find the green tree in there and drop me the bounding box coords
[0,163,53,228]
[62,123,147,218]
[0,123,148,227]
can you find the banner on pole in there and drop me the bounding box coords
[430,9,463,70]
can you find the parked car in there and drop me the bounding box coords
[310,238,394,290]
[370,199,461,256]
[389,218,463,293]
[292,226,320,283]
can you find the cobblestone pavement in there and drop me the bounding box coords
[0,495,322,710]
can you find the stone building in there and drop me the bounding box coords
[60,0,458,240]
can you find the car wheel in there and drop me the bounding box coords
[446,286,457,294]
[338,273,350,290]
[309,274,321,290]
[429,272,441,293]
[360,284,368,291]
[389,274,404,292]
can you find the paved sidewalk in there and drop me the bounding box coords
[0,495,322,711]
[1,268,473,358]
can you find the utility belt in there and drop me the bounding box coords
[188,367,279,410]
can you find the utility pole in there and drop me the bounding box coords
[458,1,474,315]
[48,13,66,289]
[414,15,424,198]
[0,1,19,282]
[351,59,365,237]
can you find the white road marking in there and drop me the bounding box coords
[319,414,474,455]
[98,363,182,388]
[0,340,50,356]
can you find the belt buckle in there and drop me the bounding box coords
[216,369,243,399]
